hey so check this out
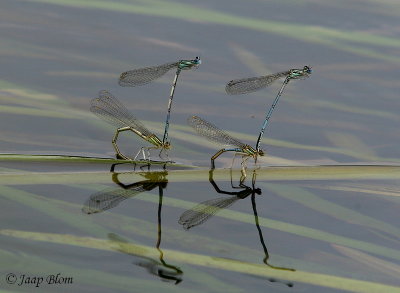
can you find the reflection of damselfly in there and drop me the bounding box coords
[226,66,312,153]
[90,90,170,161]
[188,115,264,169]
[119,57,201,146]
[179,169,295,286]
[82,169,182,283]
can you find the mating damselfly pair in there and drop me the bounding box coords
[91,57,201,161]
[91,57,311,167]
[189,65,312,168]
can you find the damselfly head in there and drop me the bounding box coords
[119,71,129,80]
[164,141,171,149]
[303,65,312,74]
[254,188,262,195]
[194,56,201,65]
[192,56,201,71]
[258,149,265,157]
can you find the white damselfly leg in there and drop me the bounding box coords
[134,147,147,161]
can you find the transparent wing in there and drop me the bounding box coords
[187,116,246,148]
[119,61,179,87]
[225,70,290,95]
[90,90,153,137]
[82,185,146,214]
[178,196,239,229]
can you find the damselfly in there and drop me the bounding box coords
[226,66,312,152]
[119,57,201,146]
[187,115,264,169]
[90,90,169,161]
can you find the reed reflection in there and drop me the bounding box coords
[179,169,294,287]
[82,165,183,284]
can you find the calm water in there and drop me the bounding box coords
[1,161,399,292]
[1,0,400,292]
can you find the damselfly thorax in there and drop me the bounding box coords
[178,57,201,70]
[288,66,312,80]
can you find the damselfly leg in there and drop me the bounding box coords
[133,146,150,161]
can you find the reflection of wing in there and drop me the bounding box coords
[179,196,239,229]
[82,185,146,214]
[119,61,179,87]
